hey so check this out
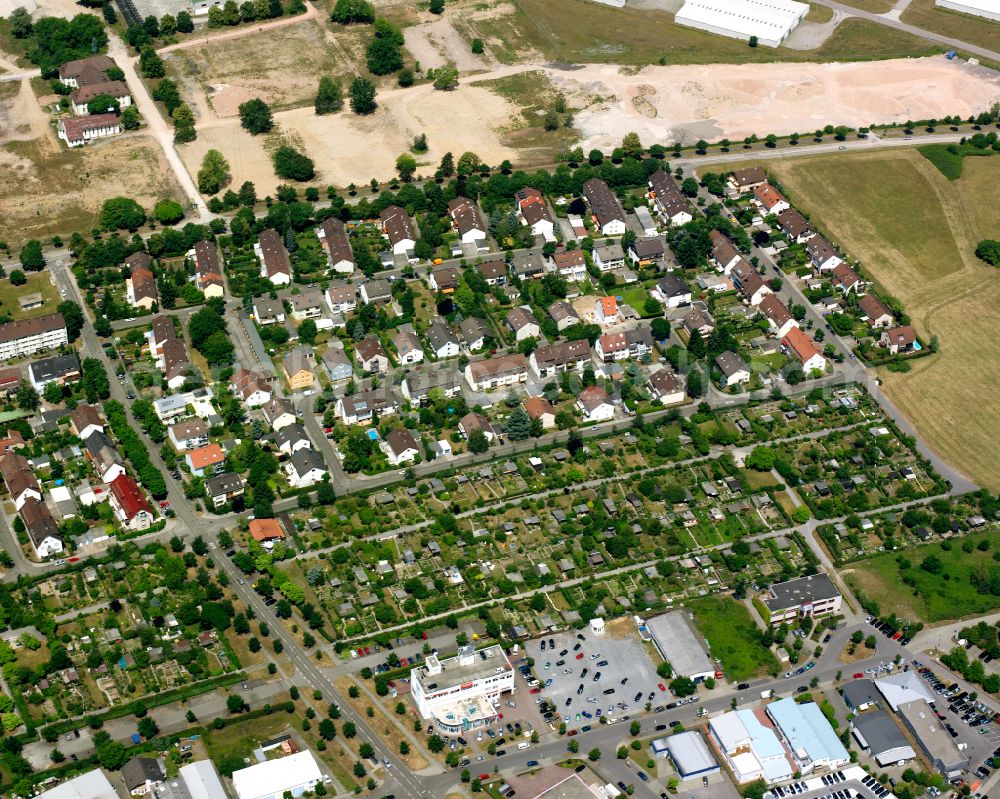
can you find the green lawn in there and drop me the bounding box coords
[689,595,779,680]
[618,284,654,316]
[0,272,60,321]
[846,530,1000,623]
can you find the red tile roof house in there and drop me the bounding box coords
[58,113,124,148]
[516,187,556,241]
[880,325,918,355]
[71,80,131,116]
[185,443,225,477]
[109,474,154,531]
[523,395,556,429]
[255,229,292,285]
[448,197,488,246]
[126,265,158,310]
[380,204,417,256]
[192,240,225,298]
[577,385,614,422]
[249,518,286,549]
[595,296,619,323]
[831,262,865,295]
[752,183,790,215]
[783,327,827,374]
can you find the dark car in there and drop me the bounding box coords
[603,688,615,695]
[737,683,750,690]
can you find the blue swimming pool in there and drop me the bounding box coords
[367,429,380,441]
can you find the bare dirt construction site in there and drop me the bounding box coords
[765,149,1000,493]
[559,57,1000,150]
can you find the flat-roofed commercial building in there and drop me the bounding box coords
[766,697,850,774]
[655,730,720,780]
[757,572,842,627]
[675,0,809,47]
[895,699,969,778]
[410,644,514,734]
[644,611,716,682]
[709,709,793,784]
[232,751,326,799]
[850,710,915,766]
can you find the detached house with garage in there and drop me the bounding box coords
[682,306,715,338]
[393,331,424,365]
[783,327,827,373]
[777,208,813,243]
[126,265,158,310]
[516,187,555,241]
[255,229,292,285]
[449,197,488,246]
[648,367,686,405]
[523,395,556,429]
[262,397,297,431]
[429,266,460,293]
[881,325,917,355]
[548,300,580,331]
[752,183,790,215]
[460,317,489,352]
[653,274,691,308]
[506,306,540,342]
[253,298,285,325]
[859,294,894,328]
[382,428,420,466]
[577,385,614,422]
[185,443,225,477]
[715,351,751,387]
[285,449,327,488]
[316,217,355,274]
[583,178,626,235]
[380,205,417,257]
[806,235,843,272]
[728,166,767,193]
[69,404,104,441]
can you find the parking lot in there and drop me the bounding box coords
[524,628,665,725]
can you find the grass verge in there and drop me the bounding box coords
[689,595,779,680]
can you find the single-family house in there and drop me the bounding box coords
[460,317,489,351]
[401,365,462,405]
[316,217,355,274]
[449,197,488,245]
[359,279,392,306]
[109,474,154,531]
[831,263,865,295]
[253,298,285,325]
[806,235,843,272]
[382,428,420,466]
[192,240,225,297]
[577,385,614,421]
[261,397,297,431]
[285,449,328,488]
[523,395,556,429]
[0,451,42,510]
[325,283,357,315]
[21,497,63,559]
[185,443,225,477]
[881,325,917,355]
[648,170,693,225]
[249,518,286,547]
[583,178,626,235]
[682,307,715,337]
[380,205,417,256]
[549,250,587,281]
[710,230,742,274]
[859,294,894,328]
[715,351,751,387]
[653,274,691,308]
[506,306,540,341]
[776,208,813,243]
[783,327,827,373]
[629,236,665,266]
[731,259,772,306]
[393,331,424,365]
[458,412,497,442]
[289,289,325,321]
[126,265,157,310]
[548,300,581,331]
[753,183,790,215]
[84,431,126,483]
[593,242,626,271]
[168,418,209,451]
[274,423,311,455]
[426,320,460,359]
[282,347,315,391]
[478,260,508,285]
[515,187,555,240]
[429,266,460,293]
[728,166,767,193]
[321,348,354,383]
[354,337,390,374]
[205,472,244,508]
[648,367,686,405]
[596,296,620,323]
[146,315,177,358]
[255,229,292,285]
[758,294,798,338]
[230,368,271,408]
[335,386,398,424]
[69,404,104,441]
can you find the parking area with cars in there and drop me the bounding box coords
[524,630,664,728]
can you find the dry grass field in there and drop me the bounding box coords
[766,149,1000,492]
[0,133,184,242]
[900,0,1000,54]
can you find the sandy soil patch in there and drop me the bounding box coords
[1,132,184,243]
[0,78,49,145]
[558,57,1000,148]
[404,13,493,71]
[164,20,354,115]
[182,79,519,190]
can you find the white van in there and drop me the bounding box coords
[517,742,530,751]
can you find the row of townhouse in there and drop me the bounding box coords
[145,316,190,389]
[255,396,329,489]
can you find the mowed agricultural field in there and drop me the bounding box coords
[458,0,940,66]
[845,528,1000,623]
[765,150,1000,491]
[900,0,1000,55]
[0,134,184,242]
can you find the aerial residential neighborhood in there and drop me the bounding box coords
[0,0,999,797]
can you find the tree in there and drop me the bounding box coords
[428,735,445,753]
[101,197,146,231]
[506,406,532,440]
[468,429,489,454]
[315,76,344,114]
[226,694,244,714]
[396,153,417,181]
[437,151,455,178]
[138,46,165,78]
[670,676,696,697]
[96,740,128,770]
[349,77,377,114]
[432,67,459,91]
[745,446,775,471]
[137,716,159,738]
[366,20,404,75]
[748,35,758,47]
[975,239,1000,267]
[86,93,120,115]
[57,300,85,342]
[171,103,196,142]
[154,199,185,225]
[198,149,230,195]
[330,0,374,23]
[429,0,444,11]
[239,98,274,134]
[588,748,601,761]
[621,131,643,158]
[18,240,44,270]
[9,270,25,286]
[121,106,139,130]
[471,38,484,54]
[273,145,315,181]
[9,7,32,38]
[177,10,194,30]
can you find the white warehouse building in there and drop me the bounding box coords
[411,645,515,735]
[674,0,810,47]
[231,751,326,799]
[935,0,1000,21]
